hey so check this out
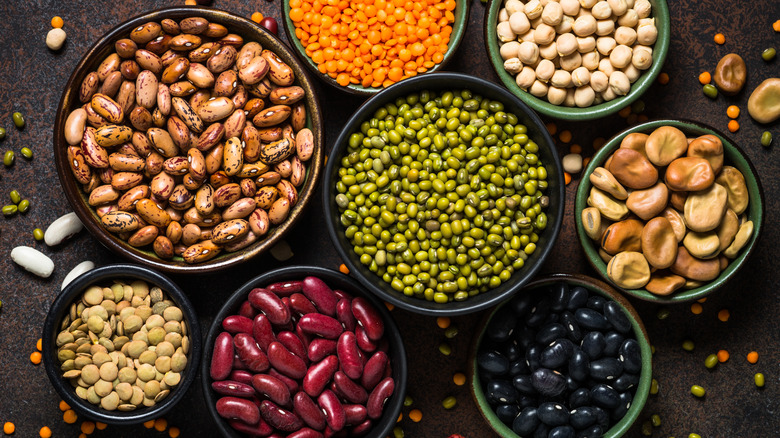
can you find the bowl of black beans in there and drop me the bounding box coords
[470,273,652,437]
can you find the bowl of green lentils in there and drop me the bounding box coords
[323,72,565,315]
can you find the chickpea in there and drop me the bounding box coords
[509,11,531,34]
[596,36,617,55]
[555,15,575,34]
[617,9,639,27]
[547,86,568,105]
[505,0,524,15]
[534,23,557,46]
[541,1,564,26]
[551,69,573,88]
[529,79,549,97]
[591,70,609,92]
[582,50,601,70]
[577,36,597,53]
[596,19,615,36]
[580,0,599,8]
[574,85,596,107]
[573,14,597,36]
[504,58,524,75]
[560,0,581,16]
[625,0,635,8]
[500,41,522,60]
[518,41,540,64]
[632,45,653,70]
[623,64,641,83]
[535,59,556,82]
[636,18,658,45]
[518,29,536,44]
[571,66,592,86]
[516,66,538,90]
[539,42,559,60]
[598,57,616,76]
[615,26,637,46]
[607,0,628,16]
[525,0,544,20]
[591,1,613,19]
[497,21,517,43]
[634,0,652,18]
[564,87,577,107]
[601,84,618,101]
[499,8,510,23]
[560,51,583,71]
[557,33,579,56]
[609,70,631,95]
[609,44,633,68]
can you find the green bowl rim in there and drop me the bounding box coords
[281,0,471,96]
[483,0,670,121]
[573,119,765,303]
[469,273,653,437]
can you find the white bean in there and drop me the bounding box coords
[46,28,67,51]
[45,212,84,246]
[563,153,584,173]
[61,261,96,290]
[11,246,55,278]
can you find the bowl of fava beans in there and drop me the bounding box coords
[485,0,670,120]
[470,274,652,438]
[42,264,201,425]
[323,72,565,315]
[201,266,407,438]
[281,0,470,95]
[575,119,764,303]
[53,7,324,274]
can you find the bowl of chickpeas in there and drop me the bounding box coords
[485,0,670,120]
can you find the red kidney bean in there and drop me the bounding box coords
[251,373,292,406]
[253,313,276,352]
[354,325,377,353]
[366,377,394,420]
[349,419,373,436]
[267,341,307,379]
[217,396,261,425]
[307,338,337,363]
[269,367,300,394]
[351,297,384,342]
[332,371,367,405]
[296,322,313,348]
[239,299,259,319]
[259,400,304,432]
[360,351,388,390]
[249,287,292,325]
[336,331,363,380]
[210,331,234,380]
[335,299,356,332]
[293,391,327,431]
[301,276,338,316]
[332,289,353,301]
[317,389,346,432]
[290,293,318,316]
[228,418,274,437]
[212,380,256,398]
[277,331,308,364]
[303,355,338,397]
[298,313,344,339]
[222,314,254,334]
[287,427,325,438]
[235,333,270,373]
[323,426,348,438]
[342,404,367,426]
[267,279,303,296]
[228,369,254,386]
[233,353,248,370]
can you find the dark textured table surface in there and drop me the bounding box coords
[0,1,778,437]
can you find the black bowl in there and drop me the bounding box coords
[322,72,565,316]
[201,266,408,438]
[42,264,202,425]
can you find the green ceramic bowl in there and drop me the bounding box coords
[281,0,470,96]
[484,0,670,121]
[469,273,652,437]
[574,119,764,303]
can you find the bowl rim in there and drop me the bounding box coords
[468,273,653,438]
[199,265,408,438]
[483,0,671,121]
[52,6,324,274]
[574,118,765,303]
[322,71,565,316]
[280,0,471,96]
[41,263,202,425]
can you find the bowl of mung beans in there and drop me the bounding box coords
[485,0,670,120]
[281,0,471,95]
[574,119,764,303]
[323,72,565,316]
[53,7,324,274]
[469,273,652,437]
[42,264,201,425]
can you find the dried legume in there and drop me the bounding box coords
[452,372,465,386]
[690,385,706,397]
[20,147,33,160]
[682,340,694,351]
[651,413,661,427]
[2,422,13,434]
[18,199,30,214]
[717,349,730,362]
[444,326,458,338]
[393,426,404,438]
[747,351,759,363]
[439,342,452,356]
[717,309,730,322]
[3,205,18,216]
[703,83,718,99]
[714,33,725,44]
[650,378,659,394]
[33,228,45,241]
[761,131,773,147]
[12,112,24,129]
[409,409,422,422]
[442,396,457,409]
[9,190,21,204]
[704,354,718,369]
[436,316,451,329]
[755,373,765,387]
[3,150,14,166]
[0,127,6,140]
[762,48,776,61]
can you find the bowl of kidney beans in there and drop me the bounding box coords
[470,273,652,438]
[201,265,407,437]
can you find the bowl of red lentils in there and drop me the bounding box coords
[281,0,471,95]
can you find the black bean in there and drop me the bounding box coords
[589,358,623,382]
[560,311,582,343]
[566,286,589,311]
[550,282,570,312]
[569,406,597,430]
[504,340,522,362]
[603,301,632,334]
[512,406,540,436]
[611,390,632,421]
[549,425,576,438]
[575,308,611,331]
[510,358,530,376]
[486,306,517,342]
[512,374,537,396]
[486,379,519,405]
[516,328,537,352]
[612,372,639,392]
[511,292,536,318]
[566,375,580,392]
[568,348,590,382]
[526,344,542,372]
[537,402,570,426]
[603,331,625,357]
[478,350,510,375]
[533,423,550,438]
[536,323,567,345]
[568,388,590,408]
[576,424,604,438]
[590,384,620,410]
[495,403,519,424]
[531,368,566,397]
[518,394,538,409]
[525,298,551,328]
[619,338,642,374]
[586,295,606,312]
[540,339,575,369]
[581,331,606,360]
[592,406,609,429]
[544,312,560,324]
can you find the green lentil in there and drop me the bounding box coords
[690,385,706,397]
[704,354,718,369]
[651,414,661,427]
[393,426,404,438]
[12,112,24,129]
[33,228,44,241]
[656,307,671,320]
[438,342,452,356]
[403,395,413,407]
[754,373,765,388]
[0,127,5,140]
[2,205,18,216]
[441,396,457,410]
[650,378,659,395]
[703,84,718,99]
[762,48,776,61]
[641,421,652,436]
[20,147,33,160]
[17,199,29,213]
[761,131,773,147]
[682,340,695,351]
[9,190,20,205]
[3,150,14,167]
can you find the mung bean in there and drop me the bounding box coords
[404,395,414,407]
[656,307,670,319]
[442,396,457,409]
[761,131,773,147]
[439,342,452,356]
[20,147,33,160]
[18,199,30,213]
[0,127,5,140]
[682,340,695,351]
[755,373,765,387]
[9,190,20,205]
[690,384,706,397]
[393,426,404,438]
[3,150,14,166]
[651,414,661,427]
[703,84,718,99]
[444,326,458,338]
[33,228,44,241]
[12,112,24,129]
[650,378,659,394]
[641,421,652,436]
[2,205,18,216]
[762,48,776,61]
[705,354,718,369]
